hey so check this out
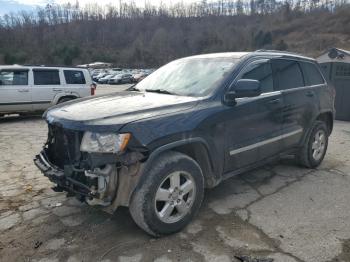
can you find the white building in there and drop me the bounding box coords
[77,62,112,69]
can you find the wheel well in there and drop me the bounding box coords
[171,142,216,188]
[316,112,333,135]
[58,96,77,103]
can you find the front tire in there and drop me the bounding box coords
[129,151,204,237]
[297,120,329,168]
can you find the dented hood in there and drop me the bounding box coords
[45,91,199,132]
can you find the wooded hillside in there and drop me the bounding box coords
[0,1,349,67]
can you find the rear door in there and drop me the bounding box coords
[63,70,89,97]
[272,59,319,149]
[32,69,61,111]
[0,69,32,113]
[224,59,285,172]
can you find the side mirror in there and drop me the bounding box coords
[224,79,261,104]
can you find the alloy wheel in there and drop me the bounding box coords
[154,171,196,224]
[312,130,326,161]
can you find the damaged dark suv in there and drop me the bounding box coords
[35,51,335,236]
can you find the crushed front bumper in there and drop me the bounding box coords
[34,150,94,199]
[34,148,144,212]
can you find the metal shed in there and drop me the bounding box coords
[317,48,350,121]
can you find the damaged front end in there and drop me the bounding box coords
[34,124,146,212]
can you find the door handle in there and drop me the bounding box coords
[306,91,315,97]
[267,98,281,105]
[53,88,63,92]
[18,89,29,93]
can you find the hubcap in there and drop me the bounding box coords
[311,130,326,161]
[154,171,196,224]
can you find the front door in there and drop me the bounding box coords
[224,59,284,173]
[0,69,32,113]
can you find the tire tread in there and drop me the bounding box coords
[129,151,204,236]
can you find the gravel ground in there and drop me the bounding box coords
[0,90,350,262]
[95,84,132,95]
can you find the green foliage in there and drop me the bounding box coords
[51,44,81,65]
[4,51,27,65]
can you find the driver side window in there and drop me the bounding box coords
[241,62,274,93]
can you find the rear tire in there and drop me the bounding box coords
[129,151,204,237]
[297,120,328,168]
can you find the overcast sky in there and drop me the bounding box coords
[0,0,204,15]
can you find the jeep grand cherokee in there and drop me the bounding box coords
[34,51,335,236]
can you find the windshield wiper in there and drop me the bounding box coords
[145,89,177,95]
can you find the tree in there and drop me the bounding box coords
[0,1,349,67]
[275,39,288,51]
[236,0,244,14]
[253,30,273,48]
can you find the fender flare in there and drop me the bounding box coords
[146,137,214,168]
[138,137,216,191]
[300,110,334,145]
[109,137,216,210]
[52,92,80,105]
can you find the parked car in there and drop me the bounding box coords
[106,73,121,84]
[34,51,334,236]
[98,74,117,84]
[0,65,95,116]
[91,70,102,78]
[108,73,133,84]
[132,72,149,83]
[92,72,108,82]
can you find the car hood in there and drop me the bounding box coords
[46,91,200,132]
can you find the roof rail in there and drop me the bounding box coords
[255,49,303,56]
[18,64,85,69]
[22,64,46,67]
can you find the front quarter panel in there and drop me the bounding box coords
[120,100,227,180]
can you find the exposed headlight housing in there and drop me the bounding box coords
[80,132,131,154]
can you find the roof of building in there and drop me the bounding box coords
[317,47,350,64]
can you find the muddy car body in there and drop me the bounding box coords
[35,51,335,236]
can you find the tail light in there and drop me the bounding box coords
[90,83,96,95]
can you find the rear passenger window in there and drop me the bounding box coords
[0,70,28,86]
[64,70,86,84]
[34,70,60,85]
[273,59,304,90]
[241,62,274,93]
[300,62,325,86]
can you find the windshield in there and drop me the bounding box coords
[135,57,237,97]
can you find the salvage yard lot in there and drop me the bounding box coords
[0,87,350,262]
[95,84,133,95]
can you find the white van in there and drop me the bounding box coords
[0,65,96,115]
